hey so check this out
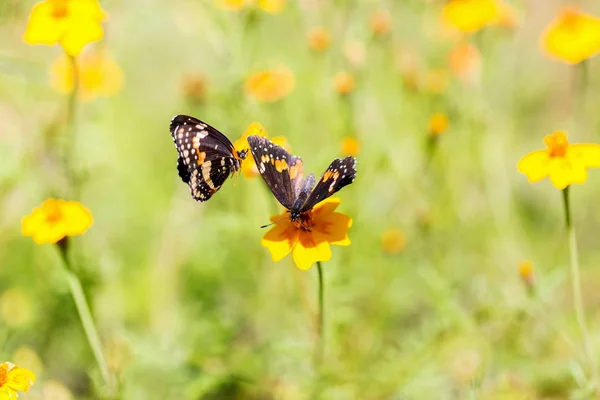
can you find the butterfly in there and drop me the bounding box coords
[170,115,247,202]
[247,135,357,226]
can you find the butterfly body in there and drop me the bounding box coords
[247,135,357,227]
[170,115,247,202]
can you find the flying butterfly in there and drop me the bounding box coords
[170,115,247,201]
[247,135,357,227]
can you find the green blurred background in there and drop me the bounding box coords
[2,0,600,398]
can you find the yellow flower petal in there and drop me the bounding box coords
[261,219,298,262]
[313,212,352,246]
[541,7,600,64]
[547,157,588,189]
[5,365,36,393]
[234,122,269,178]
[258,0,285,14]
[292,230,332,270]
[442,0,500,34]
[341,137,360,157]
[568,143,600,168]
[23,0,107,56]
[245,67,295,102]
[312,197,341,216]
[517,150,550,183]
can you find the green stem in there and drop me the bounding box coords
[58,245,111,388]
[562,187,598,388]
[64,54,79,197]
[315,261,324,365]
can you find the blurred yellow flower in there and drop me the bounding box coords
[233,122,290,178]
[262,198,352,270]
[518,131,600,190]
[216,0,285,13]
[449,41,481,84]
[541,7,600,65]
[216,0,246,11]
[257,0,285,14]
[442,0,500,34]
[334,71,355,95]
[23,0,107,56]
[341,137,360,157]
[370,9,392,36]
[307,27,330,51]
[22,199,93,245]
[381,229,406,254]
[0,362,35,399]
[518,260,534,286]
[429,112,449,136]
[51,49,124,101]
[245,67,295,102]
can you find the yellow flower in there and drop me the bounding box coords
[245,67,295,102]
[370,9,392,36]
[341,137,360,157]
[23,0,107,56]
[51,48,124,101]
[334,71,355,95]
[449,41,481,84]
[381,229,406,254]
[518,260,534,286]
[518,131,600,190]
[0,362,36,399]
[429,113,449,136]
[233,122,290,178]
[493,1,519,29]
[181,72,208,104]
[307,27,330,51]
[261,198,352,270]
[442,0,500,34]
[216,0,246,11]
[257,0,285,14]
[541,7,600,65]
[21,199,93,245]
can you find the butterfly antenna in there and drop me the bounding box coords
[260,214,288,229]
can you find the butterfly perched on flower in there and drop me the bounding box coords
[170,115,248,201]
[247,135,357,226]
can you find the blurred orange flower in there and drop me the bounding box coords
[518,260,534,286]
[51,48,124,101]
[24,0,107,56]
[518,131,600,190]
[541,7,600,65]
[429,113,449,136]
[449,41,481,84]
[381,229,406,254]
[341,137,360,157]
[233,122,290,178]
[442,0,500,33]
[334,71,355,95]
[22,199,93,245]
[181,72,208,104]
[262,198,352,270]
[493,1,519,29]
[0,362,36,398]
[246,67,295,102]
[370,9,392,36]
[307,27,330,51]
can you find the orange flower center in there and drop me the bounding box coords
[45,203,63,224]
[293,210,314,231]
[0,366,7,387]
[544,131,569,158]
[562,9,582,31]
[51,0,69,19]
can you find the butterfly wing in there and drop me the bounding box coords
[170,114,240,201]
[300,156,357,212]
[247,135,304,210]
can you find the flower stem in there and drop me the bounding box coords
[562,187,598,388]
[315,261,325,366]
[57,244,111,389]
[64,54,79,197]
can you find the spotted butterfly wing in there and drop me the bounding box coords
[299,156,357,212]
[247,135,305,209]
[170,115,246,202]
